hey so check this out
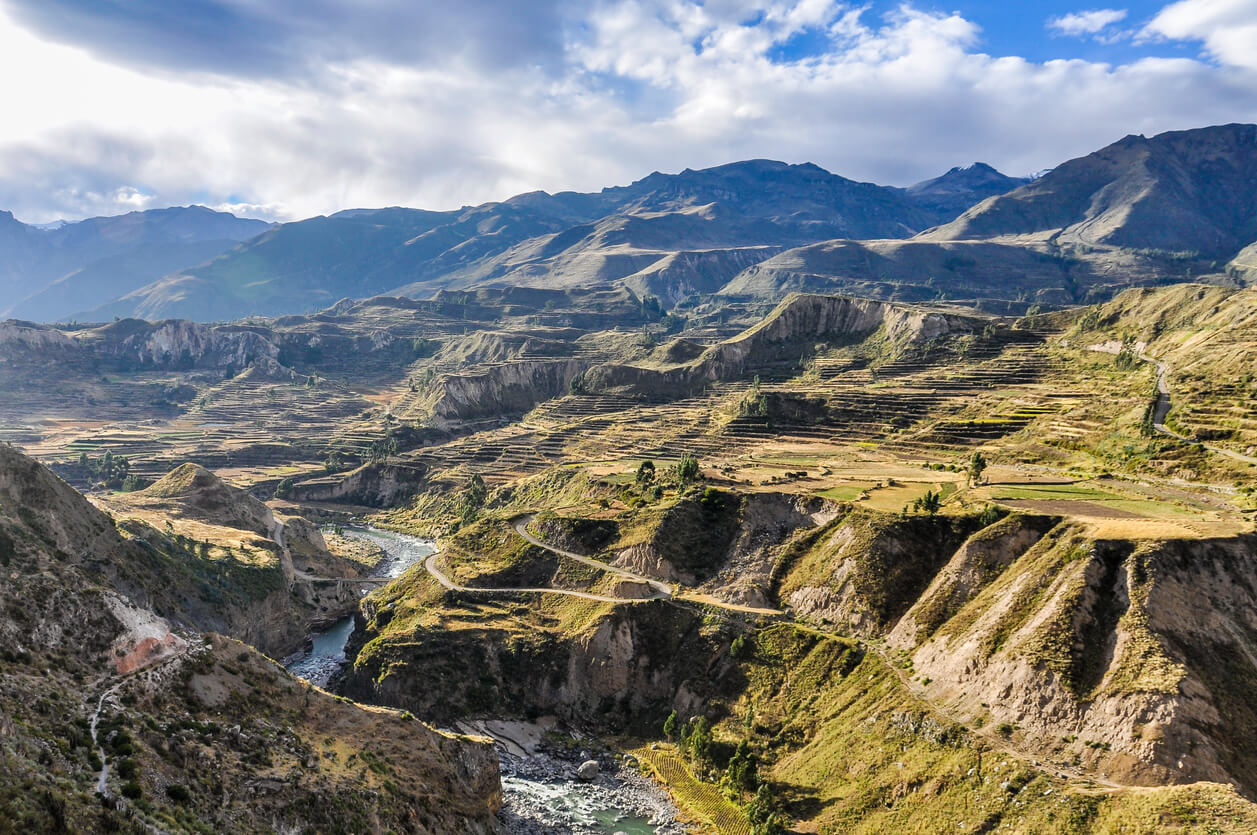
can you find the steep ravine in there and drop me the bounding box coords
[341,498,1257,830]
[296,527,684,833]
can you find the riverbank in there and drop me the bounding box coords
[461,719,685,835]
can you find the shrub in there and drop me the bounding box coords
[121,781,142,800]
[165,784,190,804]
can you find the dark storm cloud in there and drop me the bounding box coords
[0,0,569,78]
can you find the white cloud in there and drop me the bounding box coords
[0,2,1254,224]
[1047,8,1128,37]
[1144,0,1257,70]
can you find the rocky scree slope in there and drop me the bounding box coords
[0,445,500,833]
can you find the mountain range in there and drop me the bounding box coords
[2,122,1254,323]
[0,206,272,322]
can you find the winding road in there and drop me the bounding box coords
[1136,349,1257,465]
[419,515,671,604]
[512,515,673,599]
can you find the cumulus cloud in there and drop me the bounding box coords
[0,1,1254,224]
[1047,8,1128,37]
[1143,0,1257,70]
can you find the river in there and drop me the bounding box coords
[281,526,433,687]
[282,525,681,834]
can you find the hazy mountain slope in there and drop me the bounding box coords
[10,238,246,322]
[0,205,271,321]
[921,123,1257,257]
[90,161,963,322]
[0,210,50,303]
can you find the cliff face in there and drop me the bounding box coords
[775,505,1257,795]
[345,596,732,733]
[290,460,429,507]
[428,357,591,425]
[582,293,981,397]
[0,444,501,833]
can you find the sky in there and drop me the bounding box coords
[0,0,1254,224]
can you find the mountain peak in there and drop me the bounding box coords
[922,122,1257,257]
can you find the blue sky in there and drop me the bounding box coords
[0,0,1253,222]
[896,2,1178,63]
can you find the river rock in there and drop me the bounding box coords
[576,760,600,781]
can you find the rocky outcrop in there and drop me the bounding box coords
[581,293,981,398]
[429,358,591,426]
[290,459,428,507]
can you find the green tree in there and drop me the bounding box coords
[677,454,700,483]
[686,717,713,768]
[913,489,942,515]
[367,436,398,462]
[323,450,347,474]
[636,459,656,485]
[460,474,488,524]
[968,450,987,486]
[726,740,759,794]
[662,709,678,741]
[747,784,784,835]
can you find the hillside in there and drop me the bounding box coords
[714,124,1257,310]
[0,206,271,322]
[922,123,1257,258]
[346,471,1257,832]
[0,445,500,832]
[79,160,1020,322]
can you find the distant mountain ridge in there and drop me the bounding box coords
[904,162,1032,219]
[922,123,1257,257]
[74,159,1020,322]
[0,206,272,322]
[7,123,1254,323]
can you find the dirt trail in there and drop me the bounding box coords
[513,515,673,598]
[514,515,783,615]
[90,681,125,796]
[422,552,656,604]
